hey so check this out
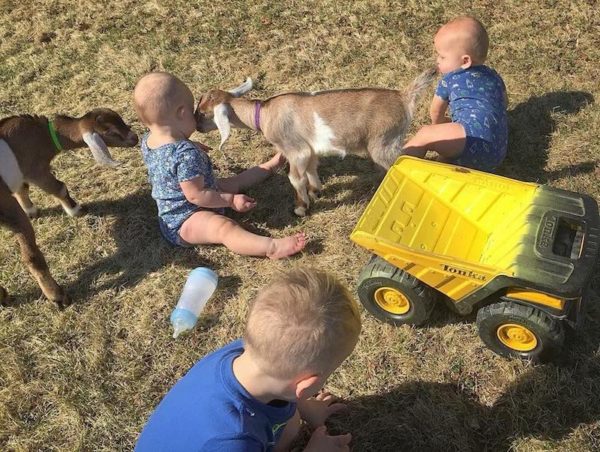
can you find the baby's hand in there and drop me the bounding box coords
[304,426,351,452]
[231,194,256,212]
[298,391,347,429]
[191,141,212,152]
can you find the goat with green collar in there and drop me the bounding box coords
[0,108,137,308]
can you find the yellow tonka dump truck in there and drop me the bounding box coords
[351,157,599,361]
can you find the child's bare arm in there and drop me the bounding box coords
[430,95,450,124]
[181,177,256,212]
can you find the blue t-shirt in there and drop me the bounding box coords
[435,65,507,143]
[141,134,220,234]
[135,340,297,452]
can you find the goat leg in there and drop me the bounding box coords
[306,153,322,201]
[14,183,39,218]
[15,228,70,308]
[288,159,311,217]
[1,192,69,308]
[34,173,83,217]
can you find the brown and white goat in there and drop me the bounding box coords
[195,69,436,216]
[0,108,138,307]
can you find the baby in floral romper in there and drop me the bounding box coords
[134,72,306,259]
[403,16,508,172]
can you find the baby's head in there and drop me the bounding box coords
[434,16,489,74]
[244,268,361,400]
[133,72,196,138]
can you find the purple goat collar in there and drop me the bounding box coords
[254,101,262,131]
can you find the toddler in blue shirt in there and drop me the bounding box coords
[136,268,362,451]
[133,72,306,258]
[403,16,508,172]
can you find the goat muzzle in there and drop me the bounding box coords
[124,131,139,147]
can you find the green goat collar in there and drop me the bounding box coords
[47,120,63,152]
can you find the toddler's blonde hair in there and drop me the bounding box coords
[244,267,361,379]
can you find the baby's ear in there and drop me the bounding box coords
[176,105,187,120]
[461,54,472,69]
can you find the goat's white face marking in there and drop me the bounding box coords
[0,139,24,193]
[213,103,231,150]
[227,77,253,97]
[311,112,346,158]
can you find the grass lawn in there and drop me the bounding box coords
[1,1,599,450]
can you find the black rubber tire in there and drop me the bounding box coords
[356,256,437,326]
[476,301,565,362]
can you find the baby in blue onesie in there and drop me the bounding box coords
[133,72,306,259]
[403,16,508,172]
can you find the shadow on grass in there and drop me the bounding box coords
[331,294,600,451]
[56,189,226,304]
[500,90,595,182]
[239,154,382,225]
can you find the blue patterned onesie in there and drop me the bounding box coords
[435,65,508,172]
[141,135,224,247]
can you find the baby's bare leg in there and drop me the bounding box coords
[402,123,467,159]
[179,210,306,259]
[217,152,286,193]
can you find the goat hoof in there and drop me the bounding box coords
[54,293,72,310]
[294,206,307,217]
[0,287,8,306]
[49,286,71,309]
[308,190,322,201]
[65,204,84,217]
[25,206,39,218]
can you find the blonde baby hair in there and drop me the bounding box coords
[133,71,193,126]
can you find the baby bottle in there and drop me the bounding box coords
[170,267,218,338]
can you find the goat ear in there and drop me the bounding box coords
[96,113,105,124]
[93,113,110,133]
[83,132,120,167]
[228,77,253,98]
[213,103,231,151]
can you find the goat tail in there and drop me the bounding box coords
[403,66,438,116]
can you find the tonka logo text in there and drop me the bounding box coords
[442,264,487,281]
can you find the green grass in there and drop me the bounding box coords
[1,1,600,450]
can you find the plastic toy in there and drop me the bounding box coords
[351,156,599,361]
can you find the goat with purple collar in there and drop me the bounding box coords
[0,108,138,307]
[194,69,436,216]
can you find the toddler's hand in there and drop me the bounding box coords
[191,141,212,152]
[304,426,351,452]
[231,194,256,212]
[298,391,347,429]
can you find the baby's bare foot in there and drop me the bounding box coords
[267,232,307,259]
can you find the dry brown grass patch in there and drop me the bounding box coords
[1,1,600,450]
